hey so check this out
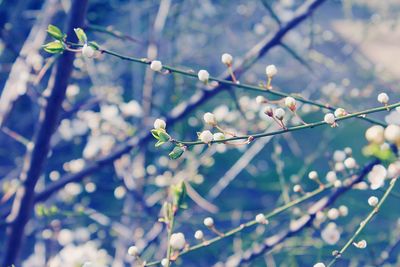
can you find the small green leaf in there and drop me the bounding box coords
[89,41,100,50]
[151,129,160,139]
[169,146,184,160]
[158,131,170,142]
[74,28,87,44]
[43,41,64,54]
[155,140,165,147]
[171,181,187,210]
[47,24,63,40]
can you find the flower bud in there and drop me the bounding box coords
[334,108,347,118]
[313,263,325,267]
[221,53,233,65]
[199,130,213,144]
[203,217,214,227]
[324,113,336,125]
[213,132,225,141]
[194,230,204,240]
[353,239,367,249]
[203,112,217,126]
[293,184,302,193]
[365,125,384,144]
[284,96,296,111]
[170,232,186,250]
[128,246,139,256]
[255,213,269,224]
[384,124,400,144]
[377,93,389,104]
[82,44,95,58]
[198,70,210,83]
[150,60,163,71]
[344,157,356,169]
[256,95,265,105]
[154,118,166,130]
[274,108,285,120]
[368,196,379,207]
[265,64,277,78]
[264,106,274,117]
[308,171,318,180]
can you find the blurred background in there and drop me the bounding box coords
[1,0,400,266]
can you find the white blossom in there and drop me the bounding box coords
[221,53,233,65]
[82,44,95,58]
[198,70,210,83]
[321,222,340,245]
[368,164,387,190]
[150,60,163,71]
[194,230,204,240]
[368,196,379,207]
[199,130,213,143]
[170,233,186,250]
[255,213,269,224]
[284,96,296,111]
[128,246,139,256]
[324,113,336,125]
[365,125,385,144]
[203,112,217,126]
[334,108,347,118]
[203,217,214,227]
[377,93,389,104]
[353,240,367,249]
[213,132,225,141]
[275,108,285,120]
[384,124,400,143]
[265,64,277,78]
[344,157,356,169]
[154,118,166,130]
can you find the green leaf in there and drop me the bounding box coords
[155,140,165,147]
[158,131,170,142]
[171,181,187,210]
[74,28,87,44]
[89,41,100,50]
[42,41,64,54]
[151,129,160,139]
[47,24,63,40]
[169,146,184,160]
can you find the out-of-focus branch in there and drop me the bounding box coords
[22,0,328,209]
[2,0,89,265]
[235,159,380,265]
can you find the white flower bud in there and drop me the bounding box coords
[338,205,348,216]
[353,239,367,249]
[198,70,210,83]
[326,171,337,183]
[334,108,347,118]
[150,60,163,71]
[256,95,265,105]
[199,130,213,144]
[82,44,95,58]
[324,113,336,125]
[169,232,186,250]
[334,180,342,188]
[203,217,214,227]
[275,108,285,120]
[333,150,346,162]
[161,258,168,266]
[154,118,166,129]
[368,196,379,207]
[128,246,139,256]
[327,208,339,220]
[335,162,345,172]
[221,53,233,65]
[384,124,400,143]
[313,263,326,267]
[365,125,385,144]
[255,213,269,224]
[264,106,274,117]
[377,93,389,104]
[265,64,277,78]
[344,157,356,169]
[203,112,217,126]
[284,96,296,111]
[194,230,204,240]
[308,171,318,180]
[293,184,302,193]
[213,132,225,141]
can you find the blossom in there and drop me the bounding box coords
[365,125,385,144]
[368,196,379,207]
[82,44,95,58]
[203,112,217,126]
[384,124,400,143]
[324,113,336,126]
[265,64,277,78]
[198,70,210,83]
[308,171,318,180]
[334,108,347,117]
[368,164,387,190]
[128,246,139,256]
[284,96,296,111]
[221,53,233,65]
[314,263,326,267]
[170,233,186,250]
[256,95,265,105]
[353,240,367,249]
[199,130,213,143]
[344,157,356,169]
[213,132,225,141]
[255,213,268,224]
[194,230,204,240]
[377,93,389,104]
[275,108,285,120]
[321,222,340,245]
[203,217,214,227]
[150,60,163,71]
[154,119,166,130]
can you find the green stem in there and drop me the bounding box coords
[165,206,176,267]
[327,177,398,267]
[145,184,332,266]
[175,102,400,146]
[66,42,385,126]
